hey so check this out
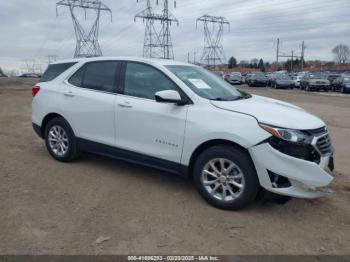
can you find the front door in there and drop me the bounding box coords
[115,62,188,164]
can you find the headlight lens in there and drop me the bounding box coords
[259,123,312,144]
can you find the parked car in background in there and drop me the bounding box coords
[266,73,274,86]
[246,72,268,87]
[212,71,225,80]
[331,76,350,93]
[244,73,252,84]
[327,73,341,86]
[292,75,302,88]
[271,74,295,89]
[300,73,330,92]
[226,72,242,85]
[19,73,41,78]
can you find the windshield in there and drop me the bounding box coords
[276,74,291,80]
[166,65,249,101]
[230,74,241,79]
[309,73,326,79]
[252,73,266,79]
[344,77,350,83]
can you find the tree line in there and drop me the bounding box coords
[227,43,350,72]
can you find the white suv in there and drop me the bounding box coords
[32,57,334,210]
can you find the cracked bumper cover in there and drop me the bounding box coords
[249,143,334,199]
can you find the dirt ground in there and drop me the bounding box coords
[0,78,349,255]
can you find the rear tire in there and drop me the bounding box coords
[193,145,259,210]
[44,117,80,162]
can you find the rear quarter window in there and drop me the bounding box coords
[40,62,76,82]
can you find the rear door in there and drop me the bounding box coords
[61,61,121,147]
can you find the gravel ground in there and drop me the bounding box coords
[0,78,349,255]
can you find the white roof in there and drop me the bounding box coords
[52,56,191,67]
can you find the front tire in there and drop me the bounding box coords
[45,117,80,162]
[193,145,259,210]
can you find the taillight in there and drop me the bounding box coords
[32,86,40,97]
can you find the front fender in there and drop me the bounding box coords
[180,105,270,166]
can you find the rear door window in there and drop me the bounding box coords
[40,62,76,82]
[68,61,121,93]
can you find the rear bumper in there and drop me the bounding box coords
[277,84,295,89]
[251,82,267,86]
[310,85,330,90]
[32,123,43,139]
[228,80,241,84]
[249,143,334,199]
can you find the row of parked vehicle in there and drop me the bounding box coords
[218,71,350,93]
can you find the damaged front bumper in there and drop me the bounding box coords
[249,143,334,199]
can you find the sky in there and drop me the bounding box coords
[0,0,350,72]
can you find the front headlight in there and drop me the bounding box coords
[259,123,312,144]
[259,123,320,162]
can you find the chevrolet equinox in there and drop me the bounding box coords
[32,57,334,210]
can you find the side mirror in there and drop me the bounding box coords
[155,90,186,105]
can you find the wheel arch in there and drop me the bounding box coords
[40,113,67,138]
[187,139,252,179]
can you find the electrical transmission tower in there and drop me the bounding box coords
[135,0,160,58]
[196,15,230,67]
[135,0,178,60]
[56,0,112,58]
[48,55,58,64]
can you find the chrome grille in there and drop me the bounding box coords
[315,133,332,155]
[305,126,327,136]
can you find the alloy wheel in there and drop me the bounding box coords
[48,125,69,157]
[201,158,245,202]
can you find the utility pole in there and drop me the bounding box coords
[56,0,112,58]
[291,50,294,72]
[196,15,230,67]
[276,38,280,66]
[24,59,35,74]
[276,39,305,72]
[34,64,43,75]
[301,41,306,71]
[187,52,190,63]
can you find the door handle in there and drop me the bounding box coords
[118,101,132,108]
[64,91,75,97]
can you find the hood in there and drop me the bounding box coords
[211,95,325,130]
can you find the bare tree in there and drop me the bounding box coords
[332,44,350,64]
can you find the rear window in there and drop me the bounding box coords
[40,62,76,82]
